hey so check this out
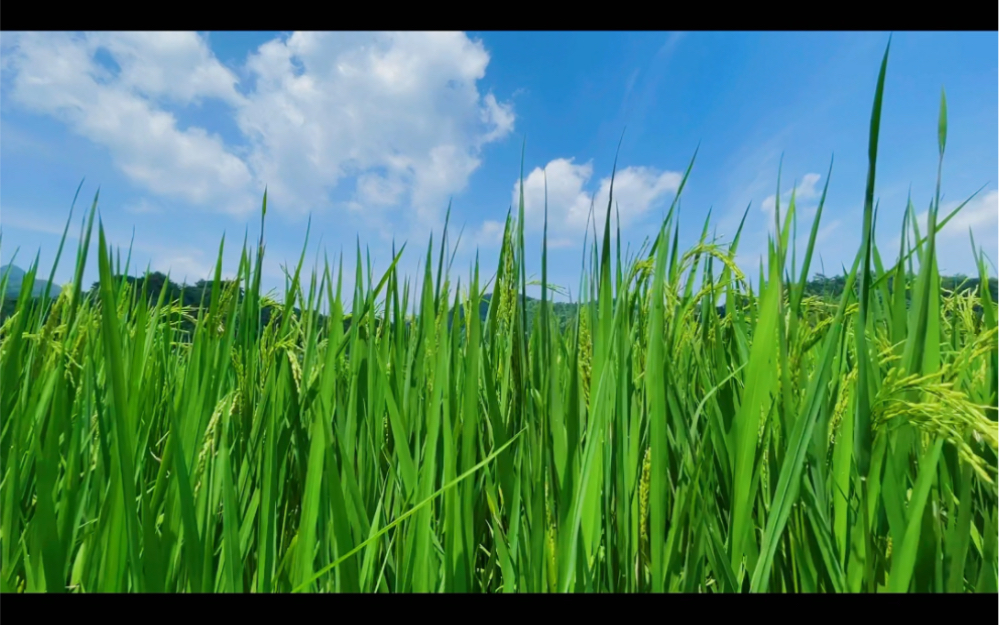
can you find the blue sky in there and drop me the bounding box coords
[1,31,996,302]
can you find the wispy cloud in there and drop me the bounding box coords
[0,203,221,282]
[0,207,79,237]
[760,172,823,221]
[908,189,998,274]
[124,198,164,215]
[612,32,685,140]
[714,125,806,240]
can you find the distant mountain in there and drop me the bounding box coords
[1,264,56,299]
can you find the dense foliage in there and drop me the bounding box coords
[0,45,996,593]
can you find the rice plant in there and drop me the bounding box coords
[0,41,995,594]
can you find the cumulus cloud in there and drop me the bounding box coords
[1,31,515,234]
[492,157,681,247]
[88,32,245,106]
[2,32,256,214]
[235,31,513,231]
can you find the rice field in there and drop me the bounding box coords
[0,44,996,594]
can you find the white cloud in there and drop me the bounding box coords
[1,31,515,235]
[480,93,516,145]
[913,189,998,274]
[0,203,219,282]
[3,32,256,215]
[150,251,212,283]
[498,157,681,246]
[595,166,683,226]
[0,206,76,237]
[936,189,999,236]
[814,218,842,245]
[355,172,408,208]
[476,219,506,247]
[516,158,596,234]
[761,172,823,220]
[234,31,512,233]
[88,32,245,107]
[124,198,163,215]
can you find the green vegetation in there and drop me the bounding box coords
[0,44,996,593]
[5,270,993,335]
